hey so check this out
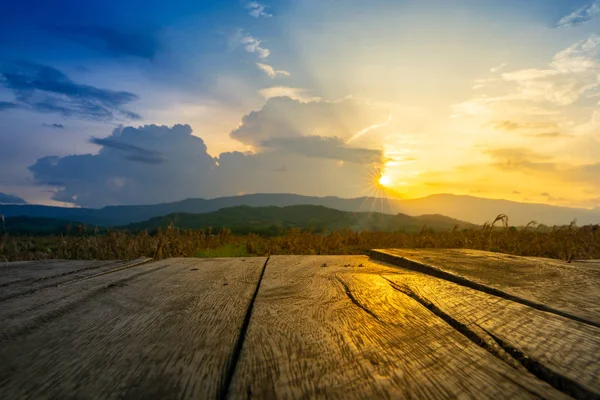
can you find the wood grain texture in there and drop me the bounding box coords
[383,271,600,399]
[228,255,566,399]
[0,258,151,302]
[0,257,266,400]
[371,249,600,326]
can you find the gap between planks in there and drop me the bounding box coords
[225,255,598,400]
[219,255,270,400]
[370,249,600,329]
[382,277,598,400]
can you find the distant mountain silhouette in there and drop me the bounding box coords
[124,205,475,235]
[1,216,89,235]
[0,193,598,227]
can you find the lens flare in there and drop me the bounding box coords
[378,174,391,187]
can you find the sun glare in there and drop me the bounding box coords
[378,174,391,187]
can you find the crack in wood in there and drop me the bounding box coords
[335,275,386,324]
[220,256,269,400]
[384,277,599,400]
[371,250,600,329]
[382,277,524,370]
[483,329,600,400]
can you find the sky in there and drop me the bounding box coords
[0,0,599,208]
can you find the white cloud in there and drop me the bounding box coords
[245,1,272,18]
[501,35,600,105]
[230,96,390,147]
[258,86,321,102]
[240,34,270,59]
[557,0,600,27]
[551,34,600,73]
[28,107,388,206]
[256,62,290,78]
[455,34,600,116]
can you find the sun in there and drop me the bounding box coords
[378,174,391,187]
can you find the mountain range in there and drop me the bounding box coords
[0,193,598,227]
[123,205,475,235]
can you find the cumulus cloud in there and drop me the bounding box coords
[230,96,390,146]
[89,137,166,164]
[245,2,272,18]
[0,62,141,121]
[557,0,600,27]
[28,122,383,207]
[256,62,290,78]
[29,124,215,207]
[46,25,160,59]
[240,34,270,59]
[260,135,382,163]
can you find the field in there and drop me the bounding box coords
[1,215,598,262]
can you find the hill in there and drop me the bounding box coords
[124,205,476,235]
[1,193,598,227]
[1,216,88,235]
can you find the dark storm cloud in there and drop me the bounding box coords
[46,25,161,59]
[0,61,141,121]
[89,137,166,164]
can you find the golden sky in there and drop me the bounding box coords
[1,0,599,208]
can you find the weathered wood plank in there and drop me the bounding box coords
[383,270,600,398]
[571,259,600,271]
[371,249,600,326]
[0,258,151,301]
[0,257,266,399]
[0,259,111,285]
[229,255,566,399]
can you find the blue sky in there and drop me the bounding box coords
[1,0,599,207]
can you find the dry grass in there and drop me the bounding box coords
[1,216,599,262]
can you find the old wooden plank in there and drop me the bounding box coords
[383,270,600,398]
[571,259,600,271]
[0,258,152,301]
[371,249,600,327]
[0,259,110,285]
[228,255,566,399]
[0,257,266,399]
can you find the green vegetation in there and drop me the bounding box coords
[0,216,92,235]
[1,214,598,262]
[123,205,476,234]
[2,205,474,236]
[193,243,249,258]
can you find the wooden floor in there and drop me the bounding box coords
[1,251,599,399]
